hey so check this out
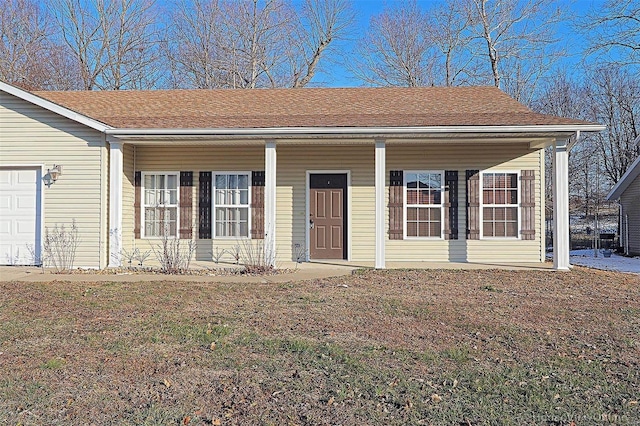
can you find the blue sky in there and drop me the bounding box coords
[314,0,605,87]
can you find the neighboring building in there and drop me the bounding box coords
[606,136,640,256]
[0,82,604,270]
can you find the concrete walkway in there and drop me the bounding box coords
[0,260,555,283]
[0,262,358,283]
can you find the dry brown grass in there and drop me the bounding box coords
[0,267,638,425]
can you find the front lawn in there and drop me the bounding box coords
[1,268,638,425]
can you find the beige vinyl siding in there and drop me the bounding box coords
[0,92,107,268]
[277,144,375,262]
[620,175,640,255]
[131,145,264,262]
[386,143,544,263]
[128,143,376,263]
[127,141,544,265]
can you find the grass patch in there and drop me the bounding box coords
[40,358,65,370]
[0,268,638,424]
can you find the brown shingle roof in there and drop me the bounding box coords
[34,86,591,129]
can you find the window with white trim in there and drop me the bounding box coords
[481,172,519,238]
[404,171,443,238]
[214,172,250,238]
[142,172,179,237]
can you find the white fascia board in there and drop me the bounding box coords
[634,134,640,147]
[0,81,111,133]
[606,154,640,201]
[105,124,606,138]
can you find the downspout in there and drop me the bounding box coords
[625,213,629,255]
[100,134,104,268]
[567,131,580,151]
[611,199,628,255]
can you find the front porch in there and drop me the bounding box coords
[106,135,576,271]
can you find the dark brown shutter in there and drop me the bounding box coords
[134,171,141,239]
[466,170,480,240]
[520,170,536,240]
[251,171,265,239]
[199,172,212,239]
[444,170,458,240]
[179,172,193,239]
[389,170,403,240]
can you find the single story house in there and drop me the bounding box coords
[606,135,640,256]
[0,82,604,270]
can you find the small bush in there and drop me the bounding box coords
[42,220,80,272]
[152,231,196,274]
[239,237,276,274]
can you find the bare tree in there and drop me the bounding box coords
[533,72,594,217]
[463,0,564,101]
[165,0,228,88]
[49,0,162,90]
[579,0,640,67]
[289,0,354,88]
[166,0,352,89]
[584,67,640,185]
[351,0,437,87]
[0,0,77,90]
[428,0,475,86]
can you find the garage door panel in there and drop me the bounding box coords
[17,194,36,210]
[17,219,36,233]
[0,168,41,265]
[16,169,38,184]
[0,195,10,209]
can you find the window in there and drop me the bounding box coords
[142,172,179,237]
[214,172,250,238]
[404,171,443,238]
[481,172,519,238]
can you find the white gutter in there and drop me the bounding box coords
[105,124,606,137]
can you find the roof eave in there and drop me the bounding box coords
[0,81,112,133]
[105,124,606,139]
[606,154,640,201]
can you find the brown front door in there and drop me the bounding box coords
[310,173,347,260]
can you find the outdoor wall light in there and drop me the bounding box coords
[49,164,62,181]
[44,164,63,186]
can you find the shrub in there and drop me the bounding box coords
[42,220,80,272]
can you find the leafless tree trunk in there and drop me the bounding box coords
[464,0,565,102]
[290,0,353,88]
[428,0,474,86]
[49,0,162,90]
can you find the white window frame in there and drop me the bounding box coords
[212,171,252,239]
[403,170,445,240]
[479,170,521,240]
[141,171,180,239]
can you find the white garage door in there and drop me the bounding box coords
[0,168,42,265]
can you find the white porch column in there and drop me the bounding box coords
[553,138,570,271]
[108,138,123,267]
[375,139,386,269]
[265,140,277,267]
